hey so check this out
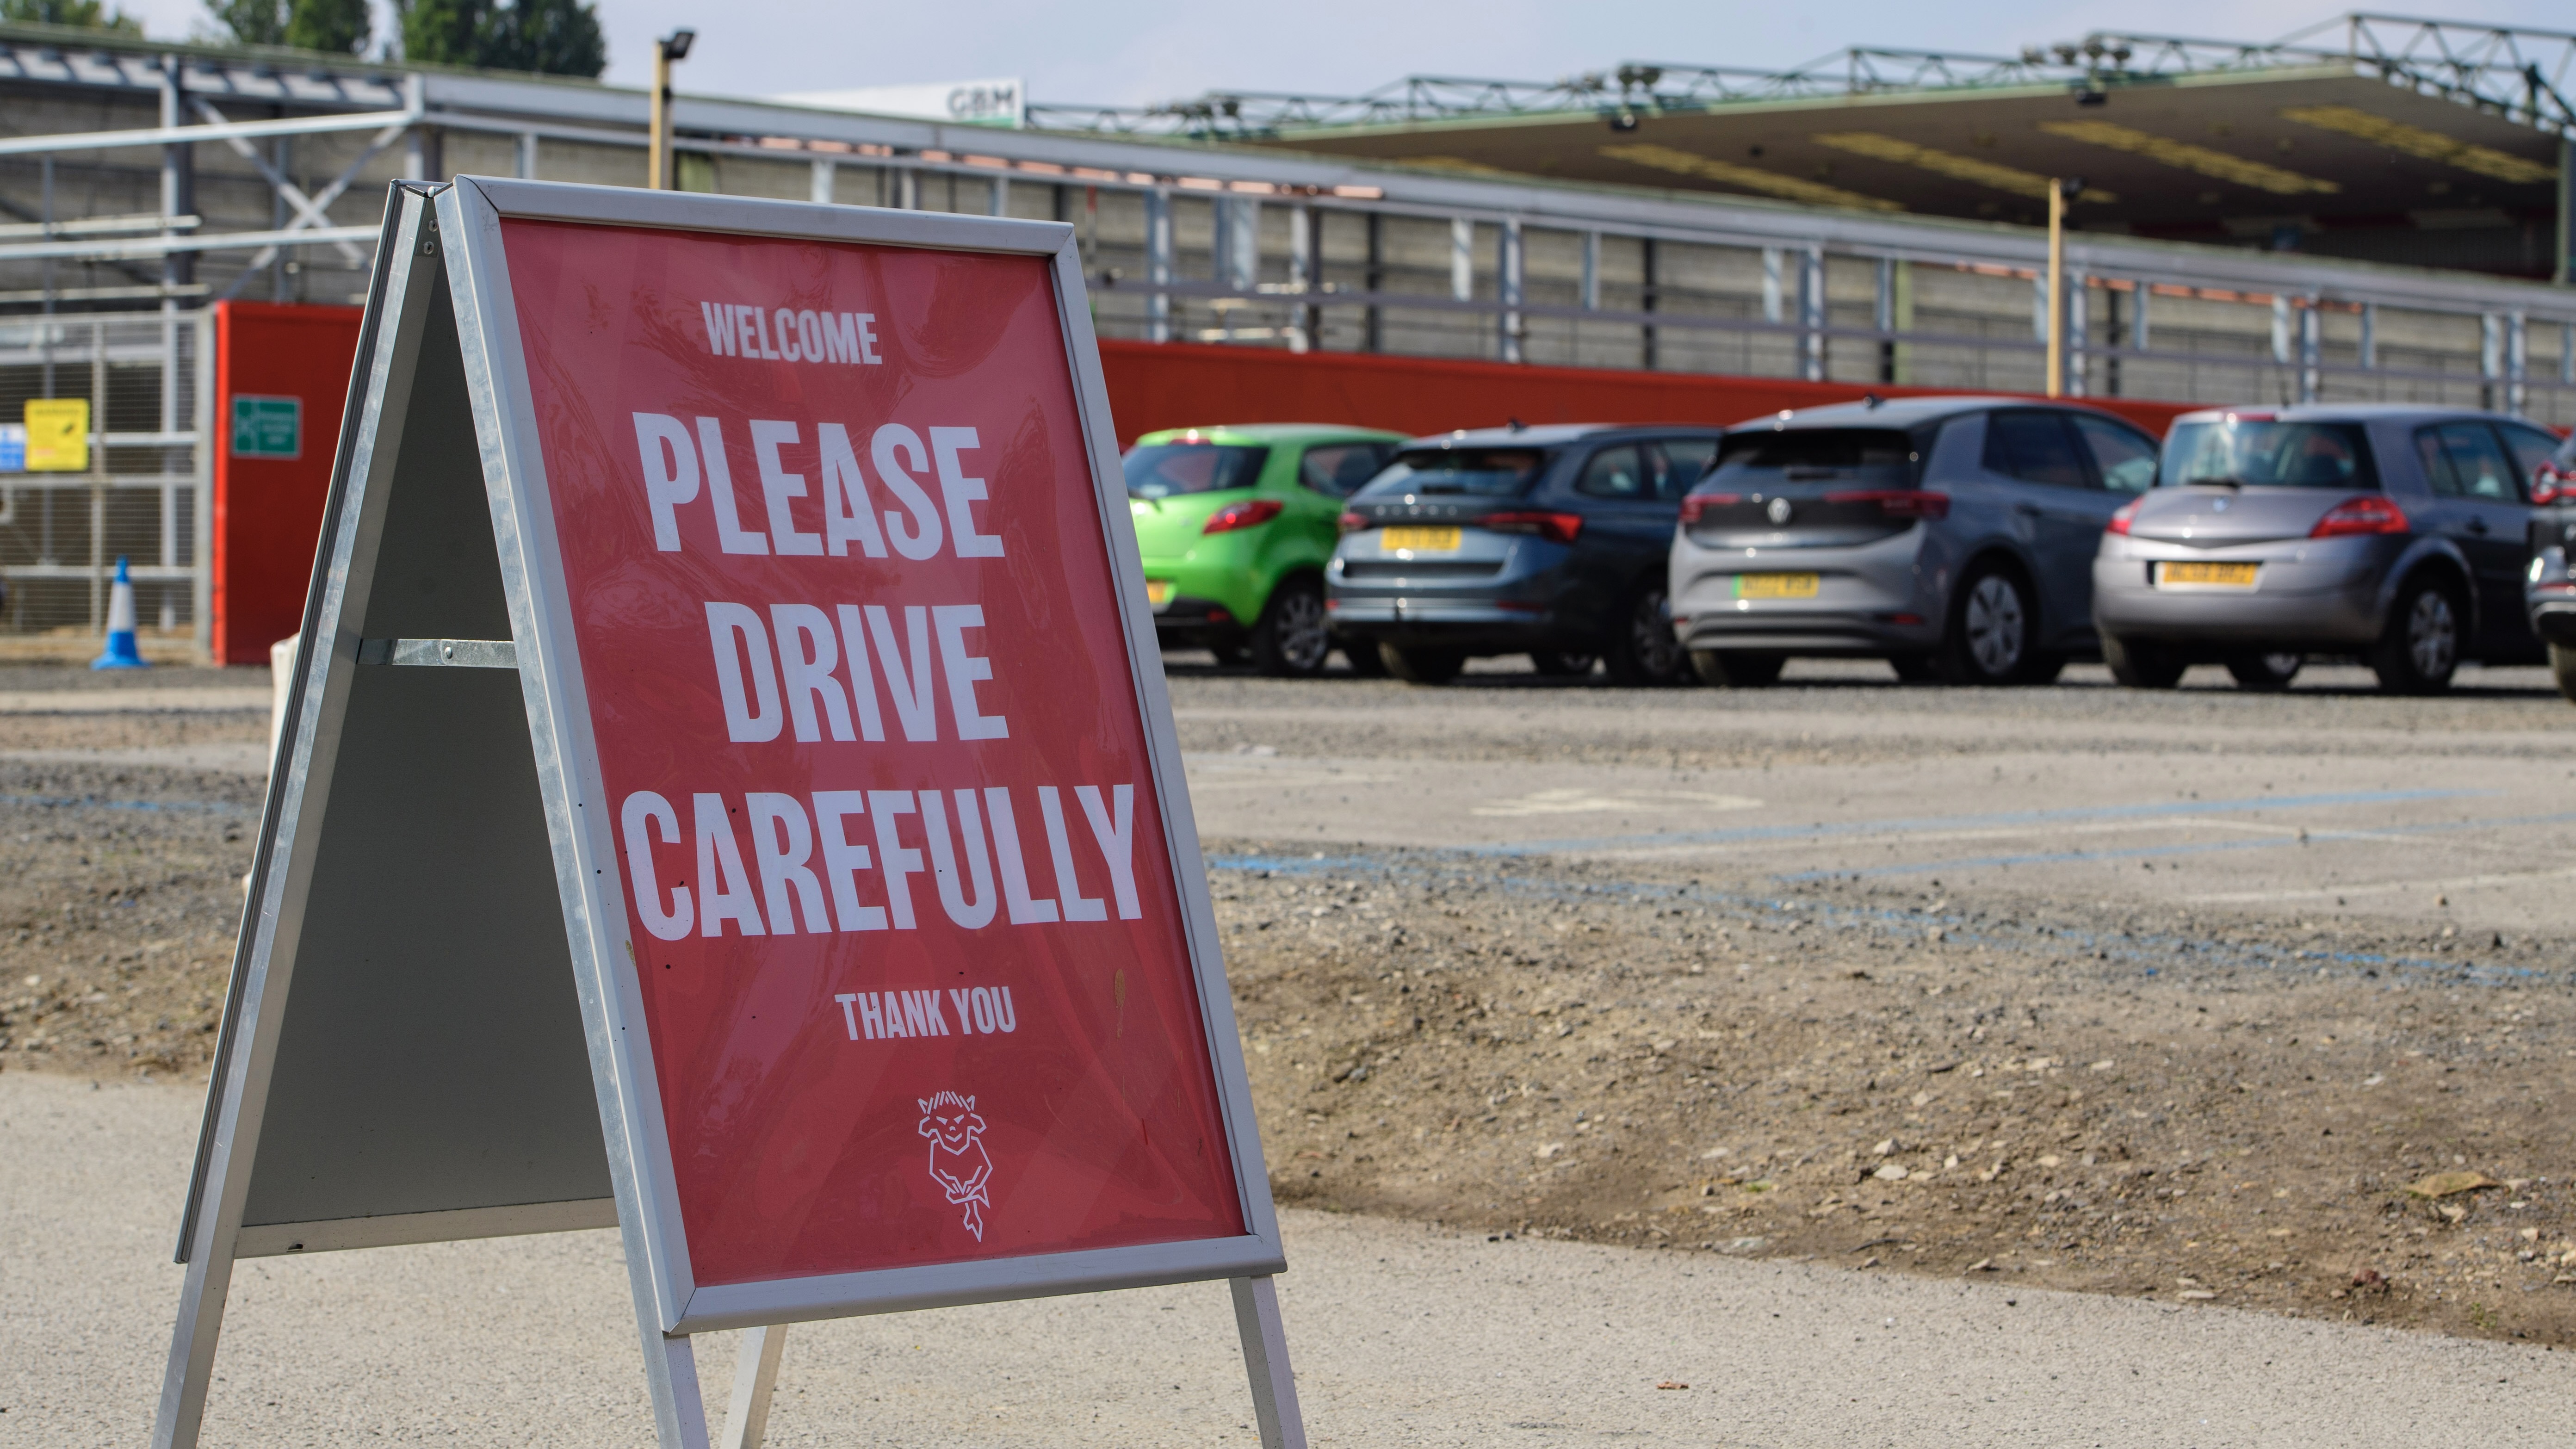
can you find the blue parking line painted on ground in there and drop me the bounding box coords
[1466,787,2485,858]
[1773,808,2576,882]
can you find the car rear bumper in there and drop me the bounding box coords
[2091,536,2390,645]
[1325,538,1591,651]
[1325,596,1585,650]
[1669,527,1939,655]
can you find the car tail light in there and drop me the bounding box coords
[2310,494,2408,538]
[1677,492,1740,526]
[2106,496,2142,536]
[1337,510,1370,533]
[1480,510,1585,544]
[1203,498,1285,535]
[2536,466,2572,506]
[1823,489,1951,520]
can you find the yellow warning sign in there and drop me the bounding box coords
[24,398,90,472]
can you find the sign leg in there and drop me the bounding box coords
[1229,1276,1308,1449]
[149,1237,238,1449]
[640,1331,713,1449]
[718,1324,789,1449]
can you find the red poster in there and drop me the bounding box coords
[498,219,1242,1287]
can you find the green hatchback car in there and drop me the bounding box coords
[1125,424,1408,675]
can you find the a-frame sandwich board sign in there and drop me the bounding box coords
[154,177,1301,1449]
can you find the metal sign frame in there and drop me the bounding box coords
[154,177,1302,1449]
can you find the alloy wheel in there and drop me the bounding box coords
[1273,587,1331,672]
[1962,575,2026,677]
[1631,588,1684,681]
[2406,590,2457,681]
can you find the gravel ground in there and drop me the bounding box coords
[5,658,2572,1353]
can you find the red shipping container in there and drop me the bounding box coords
[211,301,363,665]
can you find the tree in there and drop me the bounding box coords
[0,0,144,33]
[399,0,604,78]
[205,0,368,53]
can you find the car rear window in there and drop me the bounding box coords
[1356,448,1550,499]
[2161,420,2377,490]
[1714,428,1915,472]
[1123,443,1270,498]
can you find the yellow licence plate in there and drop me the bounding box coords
[1733,573,1820,599]
[1381,526,1462,553]
[1145,579,1175,609]
[2157,561,2259,588]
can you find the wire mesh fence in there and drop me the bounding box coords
[0,312,201,644]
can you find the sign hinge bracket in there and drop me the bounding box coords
[354,637,519,669]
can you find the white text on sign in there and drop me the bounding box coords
[620,785,1141,941]
[832,986,1020,1041]
[700,304,882,365]
[632,414,1003,560]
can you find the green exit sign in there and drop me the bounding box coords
[231,395,302,459]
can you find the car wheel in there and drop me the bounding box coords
[1938,566,2045,685]
[2225,650,2303,691]
[2102,632,2186,689]
[2370,576,2461,695]
[1887,652,1938,683]
[1380,643,1466,685]
[1604,584,1690,687]
[1529,650,1598,678]
[1339,637,1388,677]
[2550,643,2576,704]
[1690,650,1784,687]
[1248,577,1331,678]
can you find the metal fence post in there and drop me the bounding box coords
[1145,188,1173,344]
[1498,218,1524,363]
[2507,310,2528,415]
[2481,311,2503,411]
[2066,270,2089,397]
[2297,296,2321,404]
[1640,236,1659,370]
[1799,245,1826,382]
[88,319,106,634]
[809,159,834,205]
[1874,256,1895,384]
[1363,212,1384,353]
[1288,201,1314,353]
[2359,302,2377,372]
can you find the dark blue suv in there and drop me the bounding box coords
[1325,424,1726,685]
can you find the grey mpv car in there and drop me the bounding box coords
[1668,397,2161,685]
[2093,405,2551,694]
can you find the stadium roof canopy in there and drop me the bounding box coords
[1033,13,2576,279]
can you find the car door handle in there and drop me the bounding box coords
[2013,503,2043,518]
[2467,517,2490,535]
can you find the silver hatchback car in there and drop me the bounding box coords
[1668,396,2161,685]
[2092,405,2554,693]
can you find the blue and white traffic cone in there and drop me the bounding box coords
[91,557,149,670]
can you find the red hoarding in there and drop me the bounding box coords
[497,219,1242,1288]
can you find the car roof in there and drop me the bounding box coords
[2167,403,2546,427]
[1396,423,1726,449]
[1133,423,1411,445]
[1733,395,2120,430]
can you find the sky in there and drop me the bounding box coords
[104,0,2576,109]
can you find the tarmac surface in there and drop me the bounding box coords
[6,1069,2573,1449]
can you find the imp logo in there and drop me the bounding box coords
[1766,496,1794,526]
[917,1091,994,1241]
